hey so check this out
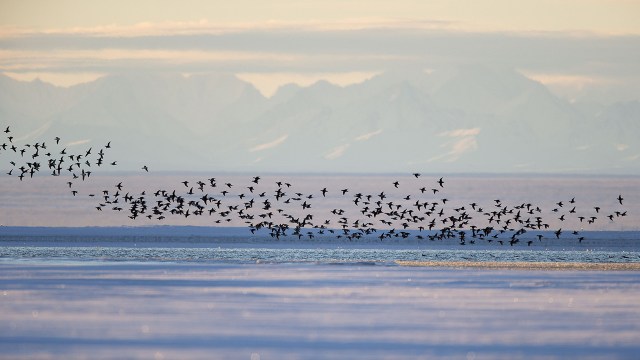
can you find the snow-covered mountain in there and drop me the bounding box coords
[1,67,638,174]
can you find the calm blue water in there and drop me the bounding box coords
[2,246,639,264]
[1,228,639,264]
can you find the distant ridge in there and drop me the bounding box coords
[1,67,638,174]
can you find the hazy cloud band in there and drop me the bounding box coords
[1,26,639,78]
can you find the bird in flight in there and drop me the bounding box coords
[1,128,626,249]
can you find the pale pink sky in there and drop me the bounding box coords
[1,0,639,98]
[3,0,640,33]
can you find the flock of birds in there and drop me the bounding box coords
[1,126,117,183]
[2,125,629,246]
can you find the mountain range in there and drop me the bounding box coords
[1,66,638,174]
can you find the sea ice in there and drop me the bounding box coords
[1,261,639,359]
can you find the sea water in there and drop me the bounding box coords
[2,244,640,264]
[1,227,639,264]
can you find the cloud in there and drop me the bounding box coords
[1,22,638,78]
[0,18,461,38]
[1,20,638,102]
[0,48,303,71]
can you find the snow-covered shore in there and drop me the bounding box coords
[1,261,639,359]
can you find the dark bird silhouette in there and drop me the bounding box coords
[0,137,613,249]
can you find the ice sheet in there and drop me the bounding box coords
[1,261,639,359]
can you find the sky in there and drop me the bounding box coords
[1,0,639,99]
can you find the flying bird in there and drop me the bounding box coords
[2,146,613,249]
